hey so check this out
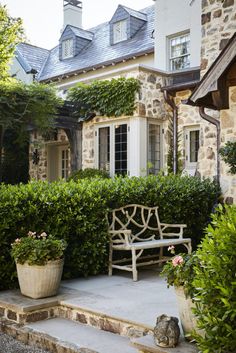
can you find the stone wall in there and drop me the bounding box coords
[201,0,236,74]
[220,85,236,203]
[82,67,171,171]
[29,129,70,181]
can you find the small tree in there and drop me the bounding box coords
[0,4,23,81]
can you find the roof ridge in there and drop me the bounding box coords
[19,42,49,52]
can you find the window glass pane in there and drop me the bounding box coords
[61,147,69,179]
[99,127,110,172]
[170,34,190,70]
[113,20,127,43]
[148,124,161,175]
[62,39,73,59]
[115,124,127,175]
[190,130,200,163]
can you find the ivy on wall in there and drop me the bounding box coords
[68,77,140,118]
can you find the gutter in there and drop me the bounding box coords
[199,106,220,184]
[163,90,178,174]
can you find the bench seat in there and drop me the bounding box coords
[113,237,192,251]
[108,204,192,281]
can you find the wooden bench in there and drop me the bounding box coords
[108,204,192,281]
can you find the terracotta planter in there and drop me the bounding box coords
[16,258,64,299]
[174,286,198,339]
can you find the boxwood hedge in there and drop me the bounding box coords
[0,175,220,290]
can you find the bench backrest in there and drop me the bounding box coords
[109,204,161,242]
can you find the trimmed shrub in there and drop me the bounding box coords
[0,175,220,290]
[67,168,109,181]
[193,205,236,353]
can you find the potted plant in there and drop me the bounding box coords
[11,231,67,299]
[161,246,199,339]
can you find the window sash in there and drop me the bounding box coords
[113,20,127,44]
[99,127,110,172]
[60,147,69,179]
[170,34,190,70]
[62,39,73,59]
[114,124,127,175]
[148,124,161,175]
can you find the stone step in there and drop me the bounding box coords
[131,334,198,353]
[25,317,138,353]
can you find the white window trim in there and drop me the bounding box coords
[62,38,74,59]
[95,120,130,177]
[184,126,200,170]
[113,20,127,44]
[168,32,190,71]
[58,145,70,180]
[147,120,163,175]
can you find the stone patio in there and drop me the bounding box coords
[0,268,198,353]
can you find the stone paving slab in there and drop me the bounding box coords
[26,317,138,353]
[131,335,199,353]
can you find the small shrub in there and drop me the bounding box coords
[219,141,236,174]
[193,205,236,353]
[11,231,67,265]
[67,168,110,181]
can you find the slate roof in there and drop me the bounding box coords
[61,25,94,41]
[118,5,147,21]
[16,43,49,75]
[16,5,154,82]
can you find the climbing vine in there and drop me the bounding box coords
[68,77,140,117]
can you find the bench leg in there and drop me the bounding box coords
[158,247,163,266]
[108,243,113,276]
[131,248,138,281]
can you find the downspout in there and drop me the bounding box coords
[163,89,178,174]
[199,106,220,184]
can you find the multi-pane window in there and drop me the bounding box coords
[185,128,200,168]
[62,39,73,59]
[189,130,199,163]
[99,127,110,172]
[170,33,190,71]
[113,20,127,44]
[148,124,161,175]
[60,147,69,179]
[115,124,127,175]
[97,123,128,176]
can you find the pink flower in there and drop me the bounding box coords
[172,255,184,267]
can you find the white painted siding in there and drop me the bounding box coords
[154,0,201,71]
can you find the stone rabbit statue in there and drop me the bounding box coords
[154,314,180,348]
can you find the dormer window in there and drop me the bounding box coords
[62,39,73,59]
[113,20,127,44]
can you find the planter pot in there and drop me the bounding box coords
[16,258,64,299]
[174,286,199,340]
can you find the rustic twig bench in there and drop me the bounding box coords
[108,204,192,281]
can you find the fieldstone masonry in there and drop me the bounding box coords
[201,0,236,75]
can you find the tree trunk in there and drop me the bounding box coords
[0,125,5,182]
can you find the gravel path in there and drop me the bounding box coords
[0,333,50,353]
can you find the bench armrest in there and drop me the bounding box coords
[160,223,187,239]
[109,230,132,245]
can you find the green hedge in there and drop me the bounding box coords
[0,175,220,290]
[193,205,236,353]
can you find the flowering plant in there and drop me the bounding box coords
[11,231,67,266]
[160,246,198,298]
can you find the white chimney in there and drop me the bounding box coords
[63,0,82,29]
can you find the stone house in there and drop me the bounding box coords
[10,0,236,202]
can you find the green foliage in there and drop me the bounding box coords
[11,231,67,266]
[192,205,236,353]
[0,175,220,290]
[0,80,61,130]
[219,141,236,174]
[68,168,110,181]
[161,250,198,298]
[68,78,140,117]
[0,4,24,80]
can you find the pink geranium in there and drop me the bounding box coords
[172,255,184,267]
